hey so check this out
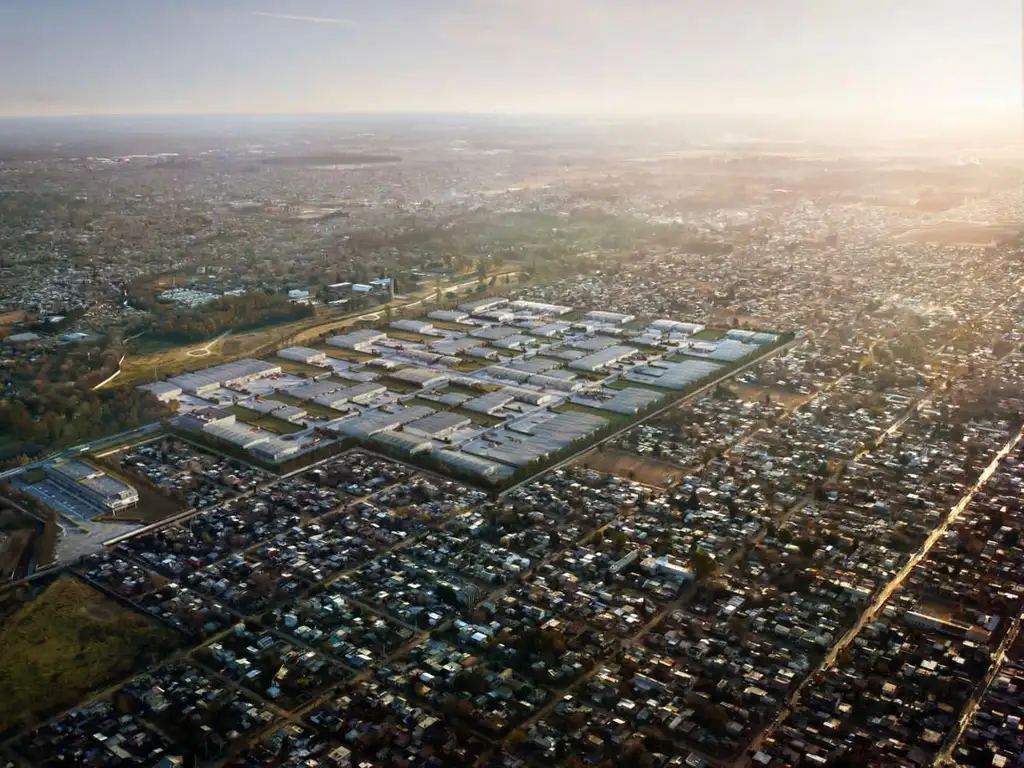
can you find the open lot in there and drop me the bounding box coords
[0,577,180,735]
[731,382,811,408]
[577,448,686,487]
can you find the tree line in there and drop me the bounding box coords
[149,293,314,343]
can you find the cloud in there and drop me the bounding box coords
[253,11,355,26]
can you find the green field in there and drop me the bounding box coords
[272,358,328,378]
[692,328,728,341]
[230,405,304,434]
[378,377,421,395]
[429,320,476,332]
[0,578,180,734]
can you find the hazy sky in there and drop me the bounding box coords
[0,0,1019,117]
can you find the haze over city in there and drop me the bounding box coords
[0,0,1020,120]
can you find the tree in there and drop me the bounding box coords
[691,549,717,581]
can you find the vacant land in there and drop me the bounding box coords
[0,577,180,734]
[732,383,809,409]
[77,458,186,524]
[230,405,304,435]
[578,449,685,488]
[692,328,727,341]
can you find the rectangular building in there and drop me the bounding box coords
[45,460,139,513]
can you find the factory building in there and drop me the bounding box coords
[137,381,184,403]
[427,309,470,323]
[390,319,436,335]
[167,359,281,396]
[624,359,722,390]
[585,310,636,325]
[278,347,328,365]
[458,297,509,315]
[45,460,139,513]
[568,345,639,372]
[327,330,386,351]
[404,412,472,439]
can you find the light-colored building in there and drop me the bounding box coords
[585,310,635,325]
[278,346,328,365]
[390,319,436,335]
[45,460,139,513]
[137,381,183,403]
[327,330,386,351]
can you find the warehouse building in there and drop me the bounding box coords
[679,338,760,362]
[458,297,509,314]
[167,359,281,396]
[404,412,472,440]
[462,410,608,468]
[574,386,664,415]
[623,359,722,390]
[430,337,484,356]
[45,460,139,513]
[530,321,573,338]
[649,319,705,335]
[434,449,514,482]
[568,345,639,372]
[278,346,328,365]
[137,380,183,403]
[471,325,519,341]
[326,405,435,439]
[390,319,436,335]
[427,309,470,323]
[391,367,450,389]
[327,330,386,351]
[585,310,636,325]
[369,430,434,457]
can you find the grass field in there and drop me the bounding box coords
[384,329,436,343]
[377,377,421,395]
[0,578,180,734]
[273,358,328,378]
[429,320,476,332]
[230,405,303,434]
[577,449,685,488]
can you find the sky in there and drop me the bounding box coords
[0,0,1019,118]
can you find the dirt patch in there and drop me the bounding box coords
[732,384,809,409]
[577,450,685,487]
